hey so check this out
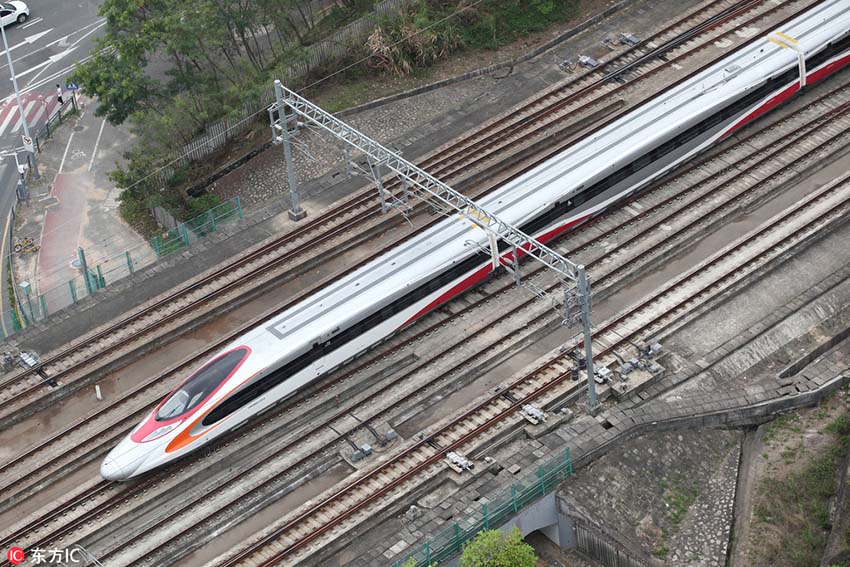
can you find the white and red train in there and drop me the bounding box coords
[101,0,850,480]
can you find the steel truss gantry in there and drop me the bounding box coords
[269,80,599,408]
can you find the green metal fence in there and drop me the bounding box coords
[34,95,78,153]
[4,197,243,336]
[150,198,243,260]
[391,448,573,567]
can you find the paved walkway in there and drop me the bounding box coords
[38,173,88,294]
[12,94,143,318]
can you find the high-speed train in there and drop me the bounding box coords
[101,0,850,480]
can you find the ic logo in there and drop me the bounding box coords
[7,547,24,564]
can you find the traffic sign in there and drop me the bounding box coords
[21,135,33,153]
[65,82,79,91]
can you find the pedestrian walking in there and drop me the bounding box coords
[56,84,63,106]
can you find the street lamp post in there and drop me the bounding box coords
[0,21,39,179]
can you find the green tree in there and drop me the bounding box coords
[72,0,316,134]
[459,528,537,567]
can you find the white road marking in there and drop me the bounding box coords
[15,21,102,83]
[0,104,18,136]
[20,17,43,29]
[0,29,52,58]
[0,18,104,71]
[28,104,45,127]
[58,131,74,174]
[11,100,36,133]
[16,47,77,79]
[88,118,106,172]
[23,58,54,86]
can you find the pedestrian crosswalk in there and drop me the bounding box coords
[0,92,61,138]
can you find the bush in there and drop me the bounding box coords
[186,194,224,220]
[459,528,537,567]
[366,5,463,76]
[118,190,159,237]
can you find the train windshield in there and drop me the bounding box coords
[155,348,249,421]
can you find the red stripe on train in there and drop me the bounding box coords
[722,51,850,139]
[721,82,800,139]
[400,215,589,327]
[807,52,850,86]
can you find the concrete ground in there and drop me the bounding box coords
[10,94,145,324]
[562,428,742,566]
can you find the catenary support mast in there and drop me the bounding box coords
[269,80,599,408]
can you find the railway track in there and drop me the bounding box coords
[7,58,850,517]
[0,0,840,564]
[9,66,850,567]
[0,0,800,427]
[216,153,850,567]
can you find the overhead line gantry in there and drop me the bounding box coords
[269,79,599,408]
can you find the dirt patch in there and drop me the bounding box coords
[731,390,850,567]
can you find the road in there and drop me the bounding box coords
[0,0,105,336]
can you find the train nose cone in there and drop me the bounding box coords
[100,454,140,481]
[100,435,149,480]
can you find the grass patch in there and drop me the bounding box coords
[781,444,800,464]
[772,454,834,565]
[825,413,850,439]
[118,196,160,240]
[652,545,670,558]
[659,479,699,529]
[753,410,850,567]
[456,0,580,51]
[765,413,798,442]
[667,487,698,528]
